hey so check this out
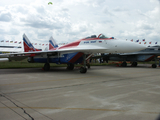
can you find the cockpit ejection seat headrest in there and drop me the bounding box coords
[91,35,97,38]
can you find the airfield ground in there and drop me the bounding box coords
[0,65,160,120]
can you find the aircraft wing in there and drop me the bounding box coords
[0,45,107,57]
[56,45,107,53]
[0,54,30,61]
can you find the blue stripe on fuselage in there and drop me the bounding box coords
[33,52,83,64]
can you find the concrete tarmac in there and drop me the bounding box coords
[0,65,160,120]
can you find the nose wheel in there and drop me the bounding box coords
[43,63,50,71]
[152,64,157,68]
[80,67,87,73]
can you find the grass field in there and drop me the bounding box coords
[0,59,159,69]
[0,61,67,69]
[0,61,110,69]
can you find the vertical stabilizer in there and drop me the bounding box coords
[23,34,40,52]
[49,36,58,50]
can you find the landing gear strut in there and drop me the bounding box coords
[43,55,50,71]
[67,64,74,70]
[152,56,157,68]
[43,63,50,71]
[80,54,87,73]
[86,63,90,69]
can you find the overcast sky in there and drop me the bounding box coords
[0,0,160,45]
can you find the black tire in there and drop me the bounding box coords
[131,62,137,67]
[43,63,50,71]
[80,67,87,73]
[67,64,74,70]
[121,62,127,67]
[152,64,157,68]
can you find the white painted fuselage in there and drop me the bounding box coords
[56,35,146,54]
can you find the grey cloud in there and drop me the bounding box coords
[0,29,6,34]
[11,4,29,14]
[8,28,20,35]
[61,8,69,12]
[98,20,114,24]
[66,25,88,36]
[25,21,63,29]
[21,14,67,30]
[0,28,19,35]
[141,25,153,30]
[19,5,71,30]
[113,7,129,12]
[37,30,53,37]
[91,0,106,7]
[0,12,12,22]
[136,10,148,17]
[148,32,160,41]
[36,5,46,14]
[137,23,153,30]
[150,36,160,41]
[102,7,114,16]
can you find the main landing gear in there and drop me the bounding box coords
[121,62,127,67]
[121,61,138,67]
[42,54,88,73]
[67,62,90,73]
[131,62,137,67]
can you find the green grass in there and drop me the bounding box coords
[0,59,159,69]
[0,60,67,69]
[0,60,111,69]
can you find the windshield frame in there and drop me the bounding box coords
[98,34,109,39]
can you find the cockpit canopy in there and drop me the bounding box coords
[85,34,114,39]
[98,34,109,39]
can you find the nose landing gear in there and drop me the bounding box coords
[43,63,50,71]
[80,67,87,73]
[80,54,87,73]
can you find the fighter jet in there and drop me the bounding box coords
[0,33,146,73]
[101,45,160,68]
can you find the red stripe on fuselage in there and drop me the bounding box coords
[58,40,81,50]
[145,55,155,61]
[69,52,84,63]
[58,38,112,50]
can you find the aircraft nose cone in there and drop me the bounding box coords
[119,40,146,53]
[125,41,146,52]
